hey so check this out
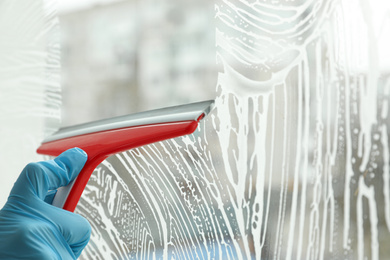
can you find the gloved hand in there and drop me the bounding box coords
[0,148,91,259]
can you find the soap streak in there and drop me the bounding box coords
[296,59,310,260]
[274,82,289,260]
[76,1,390,259]
[285,59,303,260]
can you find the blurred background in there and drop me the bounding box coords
[58,0,216,126]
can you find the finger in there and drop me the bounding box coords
[44,147,88,190]
[44,190,57,204]
[10,148,87,201]
[0,212,78,259]
[45,205,91,258]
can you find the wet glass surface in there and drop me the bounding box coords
[0,0,61,207]
[65,0,390,259]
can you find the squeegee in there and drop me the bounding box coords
[37,100,214,212]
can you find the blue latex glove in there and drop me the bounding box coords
[0,148,91,259]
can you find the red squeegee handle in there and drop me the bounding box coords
[37,119,201,212]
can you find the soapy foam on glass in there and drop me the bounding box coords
[0,0,61,208]
[77,0,390,259]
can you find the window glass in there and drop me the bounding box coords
[58,0,390,259]
[0,0,61,208]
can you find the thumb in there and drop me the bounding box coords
[10,148,88,201]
